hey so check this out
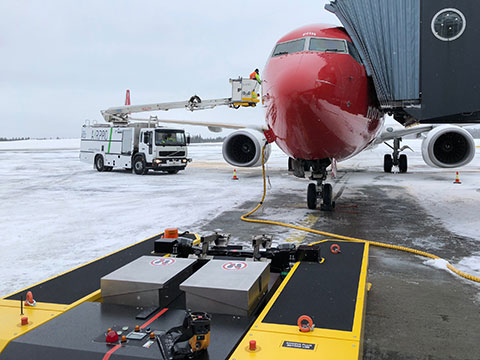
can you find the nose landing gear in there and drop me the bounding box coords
[307,182,334,211]
[306,159,335,211]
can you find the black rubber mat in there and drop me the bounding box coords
[1,302,252,360]
[262,241,365,332]
[5,233,169,304]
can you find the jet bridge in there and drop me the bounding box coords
[327,0,480,125]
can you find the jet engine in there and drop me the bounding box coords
[421,125,475,168]
[222,130,271,167]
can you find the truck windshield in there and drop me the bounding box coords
[155,130,185,146]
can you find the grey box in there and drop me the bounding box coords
[101,256,196,307]
[180,259,270,316]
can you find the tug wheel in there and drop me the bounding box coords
[297,315,314,332]
[330,244,341,254]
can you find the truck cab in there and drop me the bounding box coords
[135,128,191,174]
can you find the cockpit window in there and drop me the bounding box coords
[272,39,306,57]
[347,42,362,63]
[308,38,347,53]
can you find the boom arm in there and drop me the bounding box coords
[101,78,260,124]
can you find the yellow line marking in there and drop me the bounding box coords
[284,214,319,243]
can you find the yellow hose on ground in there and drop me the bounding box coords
[241,145,480,283]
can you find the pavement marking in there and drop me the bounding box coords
[284,213,320,243]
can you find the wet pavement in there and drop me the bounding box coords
[199,173,480,360]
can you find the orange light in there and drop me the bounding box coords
[164,228,179,239]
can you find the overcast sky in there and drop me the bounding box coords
[0,1,340,138]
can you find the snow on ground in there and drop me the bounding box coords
[1,139,480,296]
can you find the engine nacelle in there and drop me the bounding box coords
[222,130,271,167]
[421,125,475,168]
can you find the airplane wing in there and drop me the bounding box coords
[127,116,267,133]
[373,124,434,144]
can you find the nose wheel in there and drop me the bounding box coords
[307,183,335,211]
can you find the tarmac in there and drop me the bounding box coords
[199,169,480,360]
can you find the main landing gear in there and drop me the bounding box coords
[383,138,411,173]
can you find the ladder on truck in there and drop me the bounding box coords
[101,78,260,124]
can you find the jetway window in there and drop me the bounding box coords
[308,38,347,53]
[272,39,306,57]
[431,8,466,41]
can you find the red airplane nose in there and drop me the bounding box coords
[264,51,375,161]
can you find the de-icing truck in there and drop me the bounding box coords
[80,122,191,174]
[81,78,262,175]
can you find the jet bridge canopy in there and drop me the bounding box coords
[327,0,480,124]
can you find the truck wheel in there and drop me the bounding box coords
[95,155,105,172]
[133,156,146,175]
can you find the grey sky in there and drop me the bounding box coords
[0,1,340,138]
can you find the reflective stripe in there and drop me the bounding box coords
[107,128,113,154]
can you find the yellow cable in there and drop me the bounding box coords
[241,144,480,283]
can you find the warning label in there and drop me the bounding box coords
[222,261,247,271]
[150,258,176,266]
[282,341,315,350]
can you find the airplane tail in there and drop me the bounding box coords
[125,89,131,105]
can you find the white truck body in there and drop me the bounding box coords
[80,122,190,174]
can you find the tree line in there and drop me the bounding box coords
[0,137,30,142]
[189,134,225,143]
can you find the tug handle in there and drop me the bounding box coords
[330,244,341,254]
[297,315,314,332]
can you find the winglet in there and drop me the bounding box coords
[125,90,131,106]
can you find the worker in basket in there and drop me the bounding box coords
[250,68,261,84]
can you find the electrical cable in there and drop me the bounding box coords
[241,144,480,283]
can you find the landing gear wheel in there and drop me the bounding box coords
[105,166,113,172]
[307,183,317,210]
[167,170,179,174]
[384,154,393,173]
[133,156,147,175]
[399,154,408,173]
[95,155,105,172]
[320,183,334,211]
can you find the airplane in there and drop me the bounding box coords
[101,24,477,211]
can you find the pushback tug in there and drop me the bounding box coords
[0,228,369,359]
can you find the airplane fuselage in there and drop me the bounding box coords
[262,24,384,162]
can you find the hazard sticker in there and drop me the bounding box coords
[222,261,247,271]
[150,258,176,266]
